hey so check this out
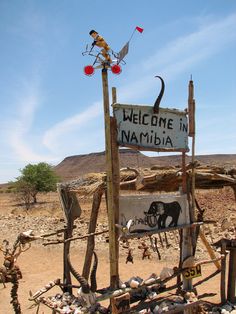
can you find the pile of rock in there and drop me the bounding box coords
[208,302,236,314]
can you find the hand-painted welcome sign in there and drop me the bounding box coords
[113,104,189,152]
[119,193,190,233]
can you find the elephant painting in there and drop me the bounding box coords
[144,201,182,228]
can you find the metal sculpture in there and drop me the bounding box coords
[82,26,144,76]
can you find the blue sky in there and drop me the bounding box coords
[0,0,236,183]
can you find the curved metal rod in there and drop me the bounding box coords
[153,75,165,113]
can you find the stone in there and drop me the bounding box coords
[220,310,230,314]
[152,305,160,314]
[221,303,233,312]
[212,306,221,312]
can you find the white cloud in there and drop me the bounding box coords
[7,82,56,163]
[119,13,236,102]
[144,13,236,71]
[42,101,103,151]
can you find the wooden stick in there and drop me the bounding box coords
[182,152,187,194]
[96,270,181,302]
[158,233,164,248]
[29,279,60,300]
[42,230,109,246]
[102,69,119,289]
[194,256,223,267]
[164,232,170,247]
[193,269,221,288]
[82,188,103,279]
[122,222,203,240]
[220,240,226,303]
[227,246,236,303]
[199,229,221,270]
[110,113,120,289]
[40,228,69,238]
[180,150,193,291]
[191,101,196,221]
[149,236,161,260]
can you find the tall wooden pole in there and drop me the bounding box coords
[227,246,236,303]
[101,68,119,288]
[181,152,193,291]
[188,79,196,222]
[179,79,197,293]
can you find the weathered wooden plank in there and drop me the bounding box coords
[120,222,203,240]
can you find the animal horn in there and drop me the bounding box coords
[90,251,98,292]
[67,254,90,293]
[153,75,165,113]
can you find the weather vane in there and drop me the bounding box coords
[82,26,144,76]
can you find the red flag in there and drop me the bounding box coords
[136,26,144,33]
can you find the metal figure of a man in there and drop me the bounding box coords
[89,29,112,63]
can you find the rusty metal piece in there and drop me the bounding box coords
[126,248,134,264]
[164,232,170,248]
[138,241,152,260]
[149,236,161,260]
[154,236,161,260]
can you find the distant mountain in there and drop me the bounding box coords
[54,149,236,182]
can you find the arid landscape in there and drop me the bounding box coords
[0,150,236,313]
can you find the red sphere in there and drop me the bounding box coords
[111,64,122,75]
[84,65,94,76]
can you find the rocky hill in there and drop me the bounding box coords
[54,149,236,181]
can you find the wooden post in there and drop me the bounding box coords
[57,187,74,294]
[82,187,104,279]
[220,240,226,303]
[199,229,221,270]
[227,246,236,303]
[181,152,193,291]
[188,78,195,138]
[112,87,117,105]
[111,86,120,287]
[177,152,186,289]
[188,80,197,258]
[182,152,187,194]
[187,78,196,222]
[101,69,119,288]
